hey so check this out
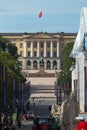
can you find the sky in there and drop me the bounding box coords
[0,0,87,33]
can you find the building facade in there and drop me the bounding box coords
[0,32,76,86]
[0,32,76,85]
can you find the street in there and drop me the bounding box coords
[21,120,33,130]
[20,85,57,130]
[29,85,56,116]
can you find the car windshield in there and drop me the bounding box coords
[38,118,49,124]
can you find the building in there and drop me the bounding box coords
[0,32,76,86]
[70,7,87,113]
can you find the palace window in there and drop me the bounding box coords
[20,51,23,56]
[53,51,57,57]
[47,51,50,57]
[53,61,57,69]
[47,61,50,70]
[46,41,50,48]
[28,51,30,57]
[20,43,23,48]
[40,52,44,57]
[33,61,37,70]
[34,42,37,48]
[27,60,31,66]
[53,41,57,48]
[27,42,31,48]
[13,43,16,46]
[40,41,44,48]
[34,51,37,57]
[61,43,64,48]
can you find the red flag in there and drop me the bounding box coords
[39,11,42,18]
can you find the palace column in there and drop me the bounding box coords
[23,41,27,69]
[37,41,40,57]
[57,41,59,57]
[31,41,33,57]
[44,41,46,57]
[24,41,27,57]
[51,41,53,57]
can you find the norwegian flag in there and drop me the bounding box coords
[39,11,42,18]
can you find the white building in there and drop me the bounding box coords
[70,7,87,113]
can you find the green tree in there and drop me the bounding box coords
[0,36,26,106]
[0,36,18,58]
[58,41,75,90]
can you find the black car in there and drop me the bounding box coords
[32,116,58,130]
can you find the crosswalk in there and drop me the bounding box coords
[30,85,56,99]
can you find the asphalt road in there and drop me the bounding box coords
[21,120,33,130]
[21,85,57,130]
[29,85,57,117]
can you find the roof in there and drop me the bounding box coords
[75,116,84,120]
[0,32,76,37]
[70,7,87,58]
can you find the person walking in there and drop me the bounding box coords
[17,112,22,129]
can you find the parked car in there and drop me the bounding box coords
[32,116,58,130]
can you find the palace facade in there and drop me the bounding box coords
[0,32,76,85]
[0,32,76,70]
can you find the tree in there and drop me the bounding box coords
[0,36,18,58]
[0,36,26,106]
[58,41,75,91]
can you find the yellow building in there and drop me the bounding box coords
[0,32,76,85]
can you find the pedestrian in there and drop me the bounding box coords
[17,112,22,129]
[23,111,27,121]
[12,112,17,127]
[1,113,6,130]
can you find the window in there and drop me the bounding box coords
[34,51,37,57]
[27,42,31,48]
[40,52,44,57]
[53,61,57,69]
[40,41,44,48]
[47,51,50,57]
[53,51,57,57]
[53,41,57,48]
[20,43,23,48]
[20,51,23,56]
[47,61,50,70]
[61,43,64,48]
[46,41,50,48]
[33,61,37,70]
[27,61,31,66]
[28,51,30,57]
[33,41,37,47]
[13,43,16,46]
[34,43,37,48]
